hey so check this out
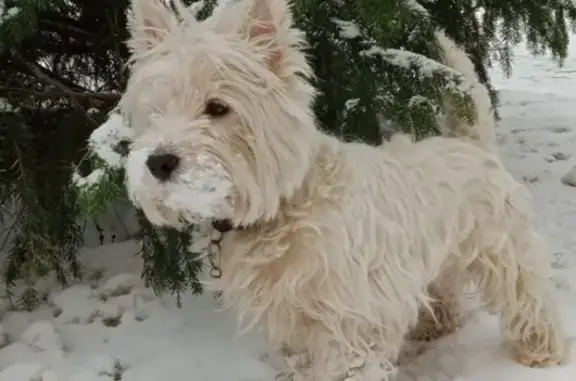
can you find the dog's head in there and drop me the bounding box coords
[121,0,319,228]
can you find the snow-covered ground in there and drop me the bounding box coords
[2,45,576,381]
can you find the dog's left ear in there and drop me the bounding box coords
[244,0,294,74]
[127,0,179,56]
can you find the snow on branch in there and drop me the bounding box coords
[72,168,106,188]
[404,0,429,16]
[361,46,472,93]
[330,16,472,95]
[0,0,18,25]
[72,112,134,190]
[0,97,15,112]
[188,0,206,17]
[331,18,361,39]
[87,113,134,170]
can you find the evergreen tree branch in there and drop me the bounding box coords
[38,19,95,39]
[104,10,129,89]
[15,55,120,101]
[1,86,119,101]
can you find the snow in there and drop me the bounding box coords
[73,112,133,191]
[87,113,134,170]
[5,7,17,18]
[0,2,19,25]
[187,0,206,18]
[404,0,429,15]
[72,169,106,189]
[345,98,360,111]
[4,40,576,381]
[0,98,13,113]
[20,321,64,353]
[408,95,429,107]
[162,153,232,223]
[332,18,361,39]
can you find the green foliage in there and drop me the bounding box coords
[0,0,59,51]
[136,214,204,307]
[75,161,126,220]
[0,0,127,309]
[2,0,576,309]
[0,107,85,311]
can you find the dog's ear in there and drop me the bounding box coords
[127,0,178,56]
[244,0,293,73]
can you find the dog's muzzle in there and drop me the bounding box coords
[125,145,233,226]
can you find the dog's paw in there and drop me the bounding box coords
[511,350,562,368]
[396,340,430,365]
[509,342,563,368]
[275,371,294,381]
[343,357,396,381]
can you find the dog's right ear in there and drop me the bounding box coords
[242,0,295,74]
[127,0,178,56]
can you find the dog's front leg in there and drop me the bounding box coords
[303,338,397,381]
[340,352,397,381]
[269,345,311,381]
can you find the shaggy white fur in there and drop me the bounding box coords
[121,0,566,380]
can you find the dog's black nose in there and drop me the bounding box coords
[146,153,180,181]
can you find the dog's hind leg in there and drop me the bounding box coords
[398,275,465,366]
[407,278,464,343]
[467,208,564,367]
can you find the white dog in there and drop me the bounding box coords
[120,0,565,379]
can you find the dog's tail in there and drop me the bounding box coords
[435,31,496,151]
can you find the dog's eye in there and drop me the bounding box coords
[205,99,230,118]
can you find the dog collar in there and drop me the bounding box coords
[208,219,240,279]
[209,219,252,279]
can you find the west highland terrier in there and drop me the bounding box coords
[121,0,565,379]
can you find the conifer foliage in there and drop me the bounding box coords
[1,0,576,307]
